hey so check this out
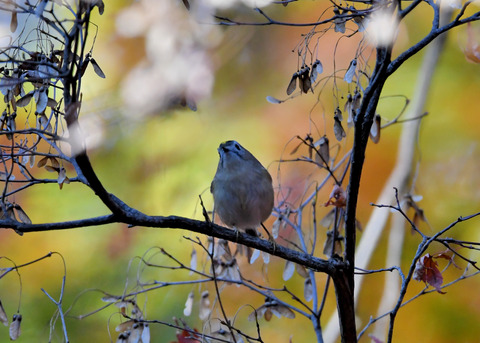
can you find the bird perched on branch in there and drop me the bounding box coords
[211,140,274,238]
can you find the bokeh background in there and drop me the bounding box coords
[1,0,480,342]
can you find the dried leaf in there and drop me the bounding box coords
[369,114,381,143]
[9,314,21,340]
[325,184,347,207]
[344,59,357,83]
[91,58,106,78]
[333,115,346,141]
[413,254,445,294]
[199,291,211,321]
[183,291,194,317]
[0,300,8,326]
[286,72,298,95]
[283,260,295,281]
[304,277,313,301]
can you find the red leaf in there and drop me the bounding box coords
[413,254,445,294]
[172,329,201,343]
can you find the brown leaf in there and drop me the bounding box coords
[413,254,445,294]
[325,184,346,207]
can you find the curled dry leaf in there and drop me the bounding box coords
[199,291,211,321]
[413,253,445,294]
[183,291,194,317]
[9,314,21,341]
[325,184,347,207]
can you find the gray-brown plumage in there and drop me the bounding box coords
[211,140,274,234]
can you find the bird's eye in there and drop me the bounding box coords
[234,143,241,150]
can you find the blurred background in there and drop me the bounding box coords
[0,0,480,342]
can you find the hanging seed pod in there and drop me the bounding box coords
[286,72,298,95]
[344,59,357,83]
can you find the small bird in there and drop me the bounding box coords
[211,140,274,237]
